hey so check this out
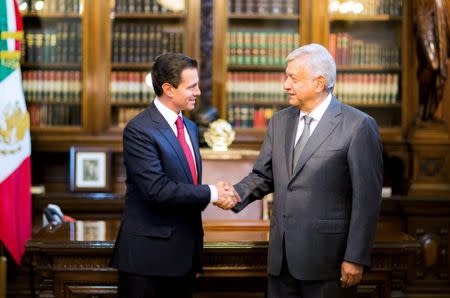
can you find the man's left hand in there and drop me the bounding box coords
[340,261,363,288]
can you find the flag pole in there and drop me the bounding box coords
[0,241,6,298]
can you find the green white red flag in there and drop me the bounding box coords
[0,0,31,265]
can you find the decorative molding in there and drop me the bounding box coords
[53,257,112,270]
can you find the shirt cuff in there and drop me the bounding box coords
[209,185,218,203]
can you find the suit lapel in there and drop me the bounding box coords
[291,97,342,179]
[185,119,202,183]
[284,107,300,179]
[147,103,193,184]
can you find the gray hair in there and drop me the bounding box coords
[286,44,336,93]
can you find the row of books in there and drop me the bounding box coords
[23,23,82,64]
[112,107,145,127]
[28,103,81,127]
[227,31,299,66]
[111,72,155,103]
[112,23,183,63]
[329,0,402,17]
[229,0,299,14]
[329,33,400,66]
[228,104,285,128]
[21,0,80,14]
[226,72,287,103]
[334,73,399,105]
[114,0,176,13]
[23,71,81,103]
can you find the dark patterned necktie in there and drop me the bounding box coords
[292,115,313,173]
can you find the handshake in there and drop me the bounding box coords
[213,181,241,210]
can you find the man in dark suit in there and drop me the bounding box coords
[229,44,383,297]
[111,53,238,298]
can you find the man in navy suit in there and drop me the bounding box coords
[227,44,383,297]
[111,53,238,298]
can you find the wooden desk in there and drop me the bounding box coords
[26,220,419,298]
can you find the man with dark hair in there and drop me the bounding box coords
[111,53,238,298]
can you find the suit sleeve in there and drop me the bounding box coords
[344,116,383,267]
[233,119,275,212]
[123,123,210,209]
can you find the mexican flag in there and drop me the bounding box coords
[0,0,31,265]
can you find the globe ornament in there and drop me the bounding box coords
[204,119,235,152]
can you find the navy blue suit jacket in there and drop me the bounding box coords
[111,102,211,276]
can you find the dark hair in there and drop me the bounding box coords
[151,53,198,96]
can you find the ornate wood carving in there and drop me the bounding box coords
[409,126,450,197]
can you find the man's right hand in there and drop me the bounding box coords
[214,181,240,210]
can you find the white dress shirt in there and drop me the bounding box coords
[294,93,332,144]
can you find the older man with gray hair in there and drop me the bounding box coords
[228,43,383,297]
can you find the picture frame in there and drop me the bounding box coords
[70,147,111,192]
[75,220,106,241]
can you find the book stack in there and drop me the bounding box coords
[334,73,399,104]
[228,104,286,128]
[227,31,299,66]
[112,23,183,64]
[110,71,155,104]
[330,0,402,16]
[329,33,400,66]
[23,70,81,126]
[24,23,82,64]
[113,108,146,128]
[229,0,299,14]
[25,0,80,13]
[226,72,287,104]
[115,0,179,13]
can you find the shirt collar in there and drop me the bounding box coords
[154,97,182,126]
[299,93,332,121]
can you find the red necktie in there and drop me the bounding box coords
[175,116,198,184]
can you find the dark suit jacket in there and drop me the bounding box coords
[234,97,383,280]
[111,102,211,276]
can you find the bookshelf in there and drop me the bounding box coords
[318,0,414,140]
[21,0,415,152]
[329,3,404,130]
[19,0,200,148]
[213,0,415,147]
[20,0,83,129]
[213,0,304,132]
[109,0,199,128]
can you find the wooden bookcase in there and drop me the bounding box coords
[22,0,416,152]
[323,0,415,143]
[21,0,84,131]
[213,0,416,148]
[19,0,423,198]
[22,0,419,195]
[21,0,200,151]
[213,0,310,147]
[110,4,191,128]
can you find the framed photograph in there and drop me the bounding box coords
[70,147,111,192]
[75,220,106,241]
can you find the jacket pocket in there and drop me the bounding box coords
[135,225,173,238]
[315,220,349,234]
[313,149,344,158]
